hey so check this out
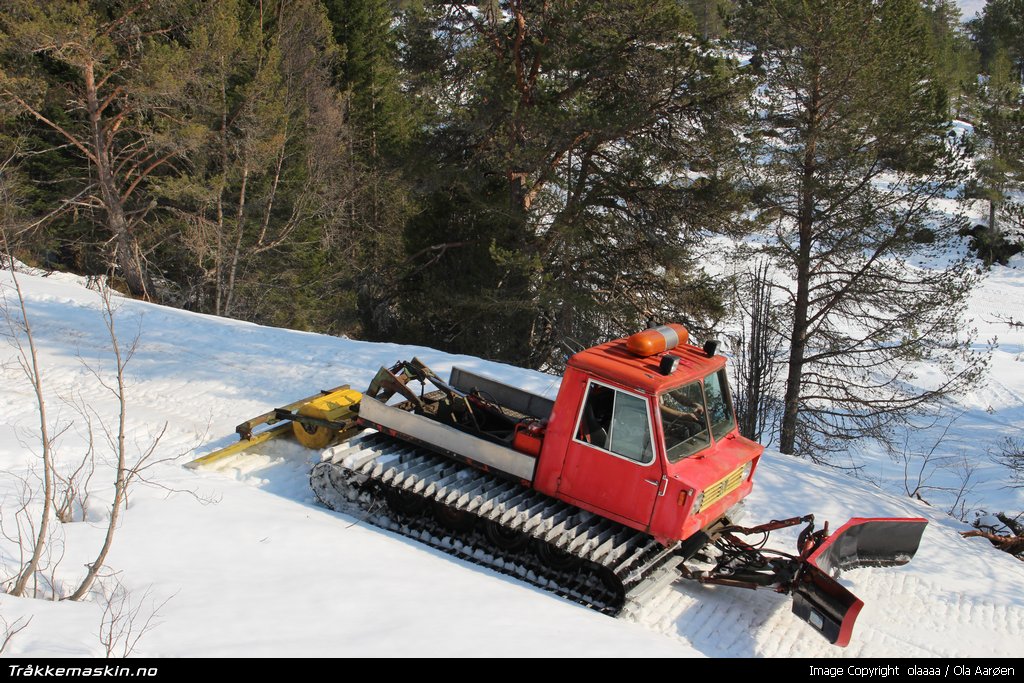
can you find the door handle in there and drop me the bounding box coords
[645,476,669,497]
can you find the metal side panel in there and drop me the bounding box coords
[358,395,538,482]
[448,367,555,420]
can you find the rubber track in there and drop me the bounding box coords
[310,431,685,616]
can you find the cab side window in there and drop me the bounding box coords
[576,383,653,463]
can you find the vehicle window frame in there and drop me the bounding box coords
[572,379,657,465]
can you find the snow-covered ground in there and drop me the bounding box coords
[0,261,1022,657]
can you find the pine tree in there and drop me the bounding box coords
[735,0,985,457]
[381,0,747,367]
[970,0,1024,80]
[0,0,206,299]
[686,0,733,39]
[969,0,1024,261]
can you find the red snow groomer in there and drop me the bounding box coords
[192,324,927,646]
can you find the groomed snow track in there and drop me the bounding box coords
[310,430,689,616]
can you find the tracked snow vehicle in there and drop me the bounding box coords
[190,324,927,647]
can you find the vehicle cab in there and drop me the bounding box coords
[534,325,763,546]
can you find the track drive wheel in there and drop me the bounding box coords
[384,487,428,516]
[292,420,338,449]
[595,565,626,605]
[432,501,477,532]
[483,519,531,552]
[532,539,581,572]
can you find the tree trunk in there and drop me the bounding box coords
[84,63,149,300]
[738,261,776,442]
[214,60,229,317]
[67,290,128,601]
[779,230,811,455]
[780,72,821,456]
[223,164,249,317]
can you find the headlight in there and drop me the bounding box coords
[742,460,754,480]
[691,490,704,513]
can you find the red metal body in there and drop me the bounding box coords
[530,334,764,545]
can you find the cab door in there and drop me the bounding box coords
[556,380,664,528]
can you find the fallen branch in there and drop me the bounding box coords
[960,529,1024,558]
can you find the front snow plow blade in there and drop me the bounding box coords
[792,565,863,647]
[805,517,928,572]
[693,515,928,647]
[792,517,928,646]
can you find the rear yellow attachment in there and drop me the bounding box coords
[292,388,362,449]
[186,424,293,469]
[187,386,363,469]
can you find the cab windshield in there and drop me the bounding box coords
[659,369,735,462]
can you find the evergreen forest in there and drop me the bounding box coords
[2,0,1023,461]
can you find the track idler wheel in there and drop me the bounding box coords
[309,462,352,511]
[532,539,581,572]
[483,520,531,552]
[432,501,477,533]
[292,420,338,449]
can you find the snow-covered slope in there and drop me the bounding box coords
[0,265,1021,657]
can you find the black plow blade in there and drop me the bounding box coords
[791,517,928,646]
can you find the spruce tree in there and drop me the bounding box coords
[159,0,362,330]
[322,0,417,340]
[323,0,412,159]
[970,0,1024,80]
[972,48,1024,261]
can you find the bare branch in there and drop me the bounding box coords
[0,615,33,655]
[95,578,173,658]
[66,282,135,601]
[0,92,99,165]
[1,232,57,598]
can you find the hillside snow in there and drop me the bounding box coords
[0,264,1022,657]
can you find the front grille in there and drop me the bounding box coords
[699,466,745,513]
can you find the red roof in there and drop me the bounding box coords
[567,337,724,395]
